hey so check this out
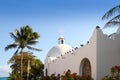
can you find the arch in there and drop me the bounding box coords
[61,40,64,44]
[79,58,91,77]
[45,68,48,76]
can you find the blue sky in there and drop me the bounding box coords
[0,0,120,77]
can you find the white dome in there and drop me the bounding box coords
[47,44,73,57]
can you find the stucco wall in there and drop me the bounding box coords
[45,27,120,80]
[45,28,98,80]
[97,28,120,80]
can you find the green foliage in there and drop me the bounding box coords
[8,71,19,80]
[42,74,60,80]
[5,25,41,55]
[5,25,41,80]
[61,69,94,80]
[102,65,120,80]
[8,52,44,80]
[30,59,44,80]
[43,69,93,80]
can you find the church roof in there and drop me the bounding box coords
[47,36,73,59]
[47,44,73,57]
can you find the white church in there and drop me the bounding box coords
[44,26,120,80]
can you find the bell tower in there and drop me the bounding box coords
[58,36,65,44]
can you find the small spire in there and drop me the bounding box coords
[58,29,65,44]
[58,36,65,44]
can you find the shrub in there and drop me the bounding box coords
[42,74,60,80]
[61,69,94,80]
[102,65,120,80]
[43,69,93,80]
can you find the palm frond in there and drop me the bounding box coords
[33,32,40,39]
[10,32,17,41]
[22,25,32,41]
[20,27,24,38]
[25,25,33,34]
[15,29,21,38]
[104,21,120,28]
[14,47,20,55]
[28,33,40,41]
[102,5,120,20]
[27,46,42,51]
[103,14,120,28]
[27,40,38,45]
[5,44,18,51]
[108,33,116,38]
[109,14,120,21]
[8,56,15,64]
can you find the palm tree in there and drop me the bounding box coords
[5,25,41,80]
[102,5,120,28]
[8,52,36,80]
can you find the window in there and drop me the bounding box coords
[80,58,91,77]
[61,40,64,44]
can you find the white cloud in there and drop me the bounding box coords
[0,65,11,77]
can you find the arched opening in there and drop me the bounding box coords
[61,40,64,44]
[45,68,48,76]
[79,58,91,77]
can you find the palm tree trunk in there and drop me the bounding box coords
[27,54,30,80]
[20,48,23,80]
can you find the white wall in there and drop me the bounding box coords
[97,28,120,80]
[45,28,98,80]
[45,27,120,80]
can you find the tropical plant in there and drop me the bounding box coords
[30,59,44,80]
[102,5,120,28]
[61,69,94,80]
[43,69,94,80]
[5,25,41,80]
[8,52,44,80]
[102,65,120,80]
[42,74,60,80]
